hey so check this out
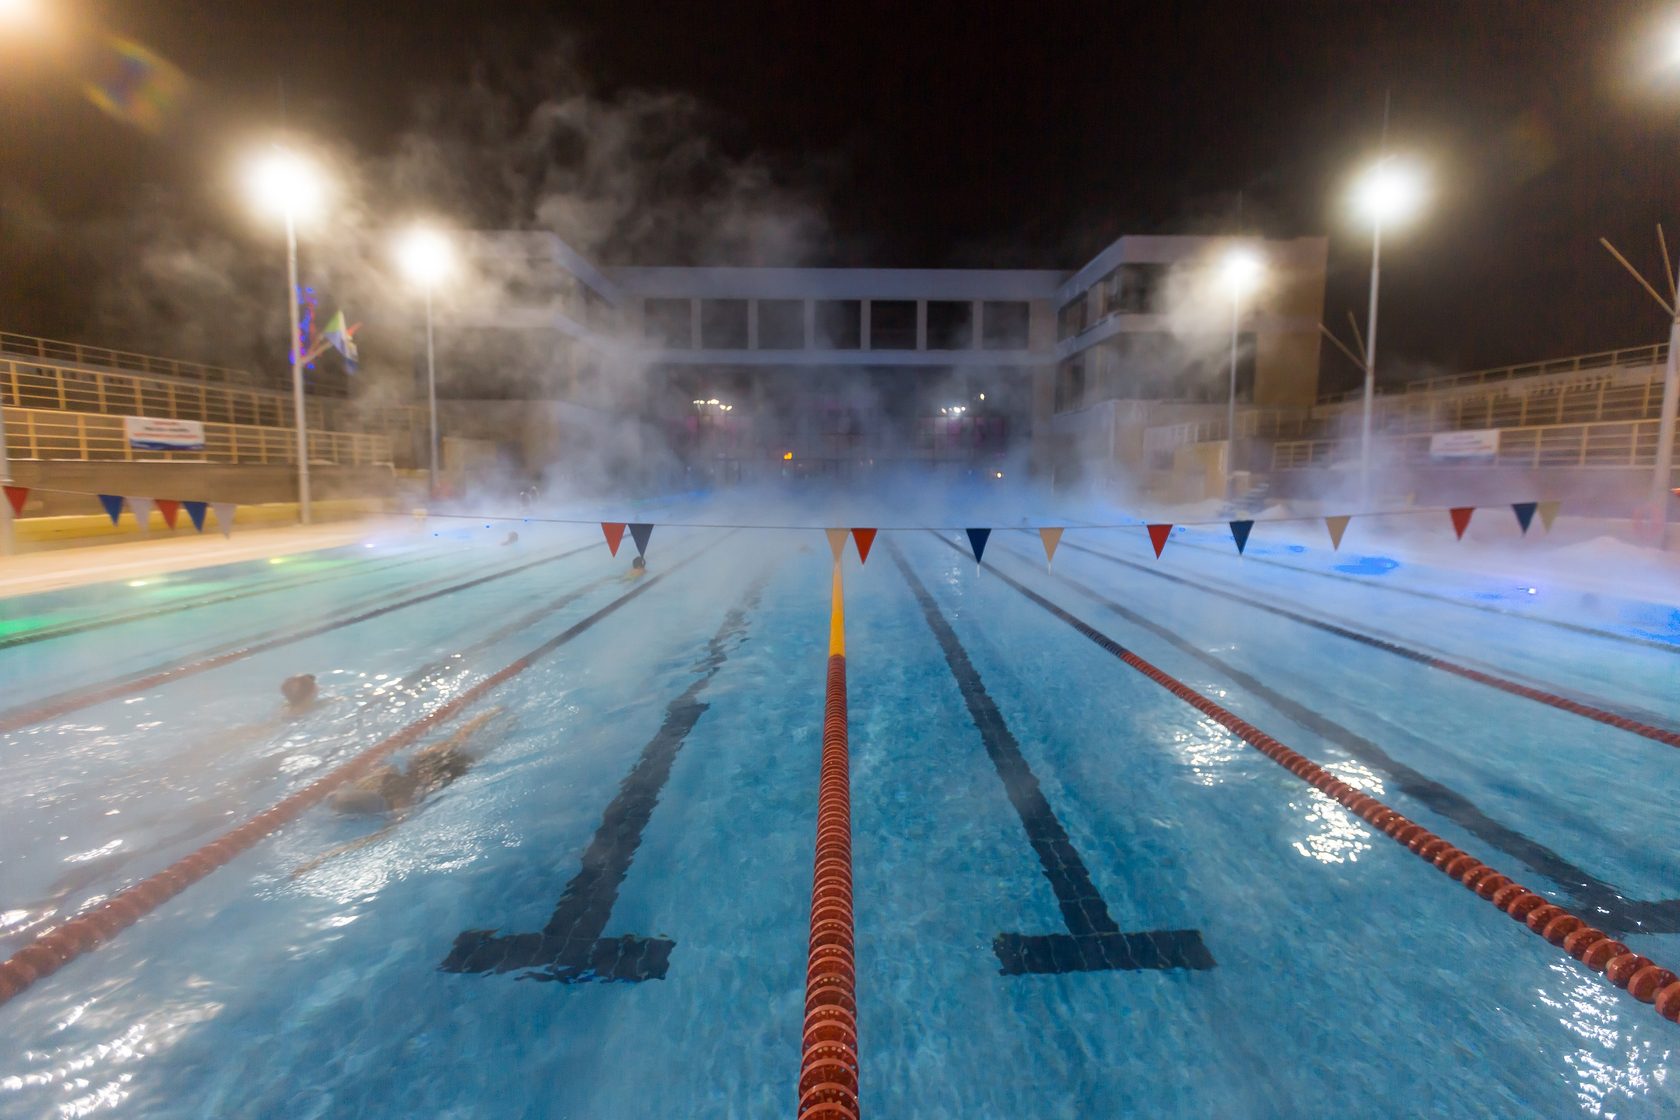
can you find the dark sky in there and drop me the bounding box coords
[4,0,1679,392]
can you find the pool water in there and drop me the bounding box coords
[1,519,1677,1118]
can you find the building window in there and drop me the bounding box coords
[700,299,749,349]
[870,300,917,349]
[1115,263,1168,313]
[1056,296,1087,341]
[813,300,862,349]
[982,301,1030,350]
[757,299,805,349]
[1054,358,1086,413]
[644,298,692,348]
[926,301,973,349]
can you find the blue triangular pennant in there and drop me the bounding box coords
[966,528,991,566]
[1511,502,1537,535]
[98,494,124,525]
[183,500,209,532]
[1229,520,1254,555]
[628,523,653,558]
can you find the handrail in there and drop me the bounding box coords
[1315,342,1667,405]
[1272,418,1664,471]
[2,404,392,467]
[0,355,326,430]
[0,329,261,386]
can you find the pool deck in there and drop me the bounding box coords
[0,518,415,598]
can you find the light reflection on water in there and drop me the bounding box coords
[1539,962,1672,1116]
[1289,760,1386,866]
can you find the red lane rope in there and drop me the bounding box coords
[798,567,859,1119]
[970,546,1680,1027]
[0,539,719,1011]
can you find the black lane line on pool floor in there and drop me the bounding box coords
[1063,539,1680,742]
[441,568,771,984]
[0,541,598,734]
[961,535,1680,936]
[889,542,1215,976]
[0,543,449,652]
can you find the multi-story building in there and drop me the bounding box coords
[427,230,1328,494]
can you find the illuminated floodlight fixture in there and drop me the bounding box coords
[245,146,325,223]
[707,398,719,405]
[1352,157,1427,228]
[0,0,46,30]
[1220,246,1264,296]
[396,226,453,287]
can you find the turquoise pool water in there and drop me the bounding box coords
[1,517,1676,1118]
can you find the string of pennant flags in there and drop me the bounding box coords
[580,500,1566,570]
[3,484,241,538]
[1,482,1566,562]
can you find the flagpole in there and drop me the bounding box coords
[0,378,13,555]
[285,208,311,525]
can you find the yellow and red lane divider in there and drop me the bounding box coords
[798,561,860,1118]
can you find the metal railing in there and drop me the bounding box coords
[3,405,391,467]
[1272,418,1663,471]
[0,330,261,386]
[1316,342,1666,404]
[1143,410,1317,452]
[0,356,325,430]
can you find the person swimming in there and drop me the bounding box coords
[327,711,497,817]
[280,673,319,715]
[293,709,504,876]
[621,555,647,582]
[501,530,519,546]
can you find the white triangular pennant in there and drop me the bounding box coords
[212,502,237,538]
[125,496,155,532]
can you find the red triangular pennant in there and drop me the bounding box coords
[2,485,27,518]
[601,522,626,557]
[1449,506,1474,540]
[155,499,181,530]
[1146,523,1173,558]
[1325,515,1351,551]
[851,528,877,565]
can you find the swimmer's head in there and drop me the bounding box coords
[631,556,646,571]
[281,673,318,710]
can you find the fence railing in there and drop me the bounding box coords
[1316,342,1667,405]
[3,405,391,467]
[0,330,262,386]
[1272,418,1664,471]
[0,356,325,431]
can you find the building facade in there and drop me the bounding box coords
[431,230,1328,492]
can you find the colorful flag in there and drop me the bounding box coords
[825,528,849,562]
[183,501,209,532]
[628,523,653,558]
[1146,523,1173,558]
[1511,502,1537,535]
[212,502,237,538]
[851,528,877,565]
[1449,507,1475,540]
[966,528,991,567]
[1038,527,1064,570]
[316,310,359,372]
[601,522,626,557]
[1229,520,1254,555]
[1324,515,1351,551]
[2,486,27,518]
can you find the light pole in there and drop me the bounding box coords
[246,147,325,525]
[396,226,453,497]
[0,0,44,556]
[1350,156,1426,509]
[1219,246,1263,499]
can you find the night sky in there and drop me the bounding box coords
[4,0,1679,393]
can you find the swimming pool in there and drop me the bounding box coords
[2,514,1677,1118]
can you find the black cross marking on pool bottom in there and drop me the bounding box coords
[890,545,1215,976]
[440,576,767,983]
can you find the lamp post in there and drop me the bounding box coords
[396,226,453,496]
[246,146,325,525]
[1220,246,1263,499]
[0,0,45,555]
[1350,157,1426,509]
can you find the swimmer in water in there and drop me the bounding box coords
[622,555,647,581]
[280,673,319,715]
[501,530,519,546]
[293,708,504,876]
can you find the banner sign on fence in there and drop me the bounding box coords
[1429,429,1499,462]
[124,416,205,451]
